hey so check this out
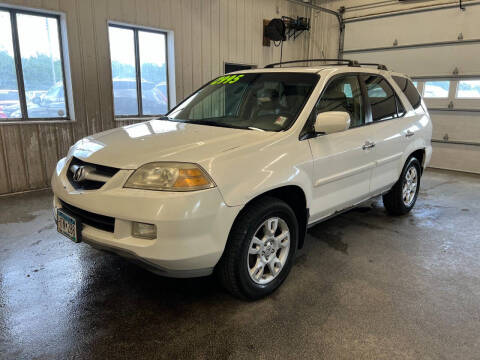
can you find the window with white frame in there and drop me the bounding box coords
[108,24,169,118]
[456,80,480,99]
[423,80,450,98]
[0,7,70,121]
[412,78,480,111]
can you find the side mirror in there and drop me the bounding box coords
[314,111,351,134]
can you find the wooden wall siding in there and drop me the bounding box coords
[0,0,339,195]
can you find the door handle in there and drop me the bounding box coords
[406,130,415,138]
[362,141,376,150]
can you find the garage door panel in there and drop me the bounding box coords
[344,43,480,77]
[430,143,480,174]
[344,4,480,51]
[343,3,480,174]
[430,112,480,143]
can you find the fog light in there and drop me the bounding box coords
[132,222,157,240]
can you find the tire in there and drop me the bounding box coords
[383,157,422,216]
[216,196,298,300]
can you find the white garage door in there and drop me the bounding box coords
[342,2,480,174]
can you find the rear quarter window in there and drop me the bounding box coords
[393,76,422,109]
[364,75,398,121]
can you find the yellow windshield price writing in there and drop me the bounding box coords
[211,74,245,85]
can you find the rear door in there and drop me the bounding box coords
[362,74,408,193]
[307,74,376,222]
[391,75,428,153]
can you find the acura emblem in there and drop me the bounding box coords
[73,166,86,182]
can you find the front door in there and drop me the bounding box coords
[308,74,376,222]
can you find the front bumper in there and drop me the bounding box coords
[52,157,242,277]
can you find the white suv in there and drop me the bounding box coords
[52,60,432,299]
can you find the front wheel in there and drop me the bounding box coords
[383,157,421,215]
[217,197,298,300]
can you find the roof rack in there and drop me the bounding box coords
[264,59,388,71]
[264,58,360,68]
[358,63,388,70]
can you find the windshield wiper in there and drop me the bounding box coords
[158,117,258,130]
[176,119,247,130]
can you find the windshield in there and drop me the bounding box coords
[166,73,319,131]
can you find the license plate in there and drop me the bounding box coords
[57,208,81,243]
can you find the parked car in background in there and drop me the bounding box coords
[0,90,20,119]
[5,82,67,119]
[52,61,432,299]
[0,106,7,119]
[0,90,20,108]
[113,78,168,116]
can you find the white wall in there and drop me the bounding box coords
[318,0,474,19]
[317,0,480,174]
[308,2,341,59]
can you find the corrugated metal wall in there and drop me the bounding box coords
[0,0,339,195]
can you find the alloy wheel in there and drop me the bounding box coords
[402,166,418,207]
[247,217,290,284]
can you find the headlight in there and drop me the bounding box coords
[124,162,215,191]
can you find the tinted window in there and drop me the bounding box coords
[317,75,364,128]
[393,76,422,109]
[364,76,397,121]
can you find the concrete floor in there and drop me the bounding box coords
[0,169,479,359]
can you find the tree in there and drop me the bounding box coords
[0,51,17,90]
[111,61,135,79]
[21,54,62,90]
[110,60,167,83]
[141,63,167,83]
[0,51,65,92]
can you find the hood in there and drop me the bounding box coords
[70,120,271,169]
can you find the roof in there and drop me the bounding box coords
[224,59,408,76]
[227,65,401,76]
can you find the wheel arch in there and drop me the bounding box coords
[407,148,426,174]
[230,185,309,250]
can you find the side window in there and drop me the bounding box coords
[364,75,398,121]
[316,75,365,128]
[392,76,422,109]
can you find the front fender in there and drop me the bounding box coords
[201,137,314,207]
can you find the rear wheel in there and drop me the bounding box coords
[217,197,298,300]
[383,157,421,215]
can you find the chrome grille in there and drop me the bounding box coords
[67,157,119,190]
